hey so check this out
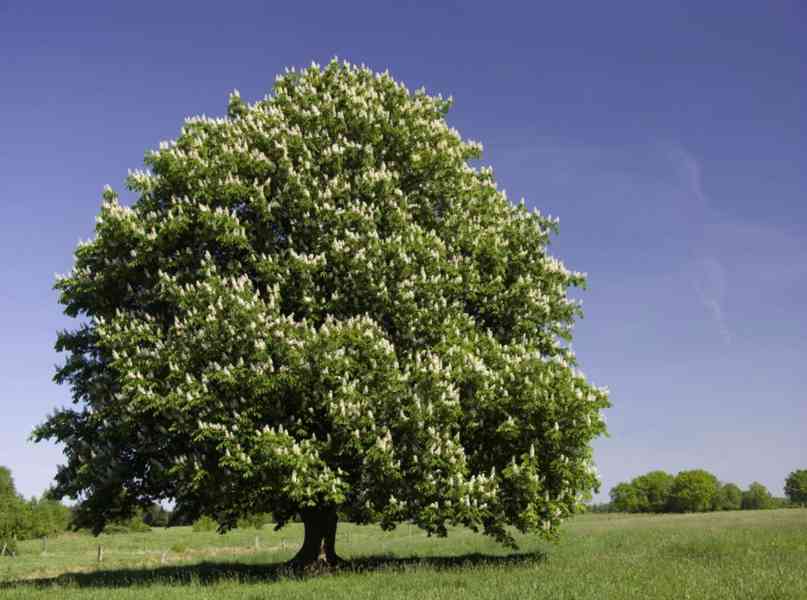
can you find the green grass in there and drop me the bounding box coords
[1,509,805,599]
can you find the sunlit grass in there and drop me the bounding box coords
[1,509,805,599]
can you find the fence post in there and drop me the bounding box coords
[97,544,104,563]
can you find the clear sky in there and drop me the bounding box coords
[1,1,805,501]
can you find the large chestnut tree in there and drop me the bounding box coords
[37,60,609,566]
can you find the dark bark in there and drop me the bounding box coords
[288,506,342,568]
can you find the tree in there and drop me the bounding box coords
[741,482,774,510]
[35,60,609,566]
[667,470,719,513]
[784,470,807,506]
[608,470,674,513]
[26,497,72,538]
[0,468,71,553]
[632,470,674,513]
[609,482,643,513]
[713,483,742,511]
[0,467,23,554]
[0,467,16,500]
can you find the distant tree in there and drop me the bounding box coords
[27,497,72,538]
[143,503,171,528]
[610,482,644,513]
[0,496,23,555]
[586,502,615,513]
[784,470,807,506]
[0,466,24,554]
[0,467,16,500]
[632,471,674,513]
[742,482,774,510]
[713,483,742,511]
[0,468,71,552]
[34,60,610,566]
[667,470,719,513]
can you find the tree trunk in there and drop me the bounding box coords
[288,506,342,568]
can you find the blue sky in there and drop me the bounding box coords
[1,1,804,501]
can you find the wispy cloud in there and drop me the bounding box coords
[666,146,733,343]
[666,144,710,215]
[667,145,807,344]
[691,257,731,344]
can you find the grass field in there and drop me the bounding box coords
[1,509,805,599]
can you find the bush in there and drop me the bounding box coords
[126,517,152,533]
[192,516,217,532]
[237,513,271,530]
[102,509,152,534]
[586,502,615,513]
[143,504,171,528]
[102,523,132,535]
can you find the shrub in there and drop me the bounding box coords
[192,516,217,532]
[143,503,171,527]
[102,509,152,534]
[237,513,271,530]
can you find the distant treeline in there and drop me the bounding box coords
[4,463,806,552]
[0,467,71,555]
[1,465,278,554]
[589,469,807,514]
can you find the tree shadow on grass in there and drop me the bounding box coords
[1,551,546,589]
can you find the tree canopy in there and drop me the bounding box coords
[741,482,774,511]
[664,470,718,513]
[606,469,793,514]
[0,467,16,500]
[714,483,742,511]
[631,470,675,513]
[784,470,807,506]
[609,482,644,513]
[609,471,674,513]
[35,60,609,565]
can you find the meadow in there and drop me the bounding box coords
[1,509,805,599]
